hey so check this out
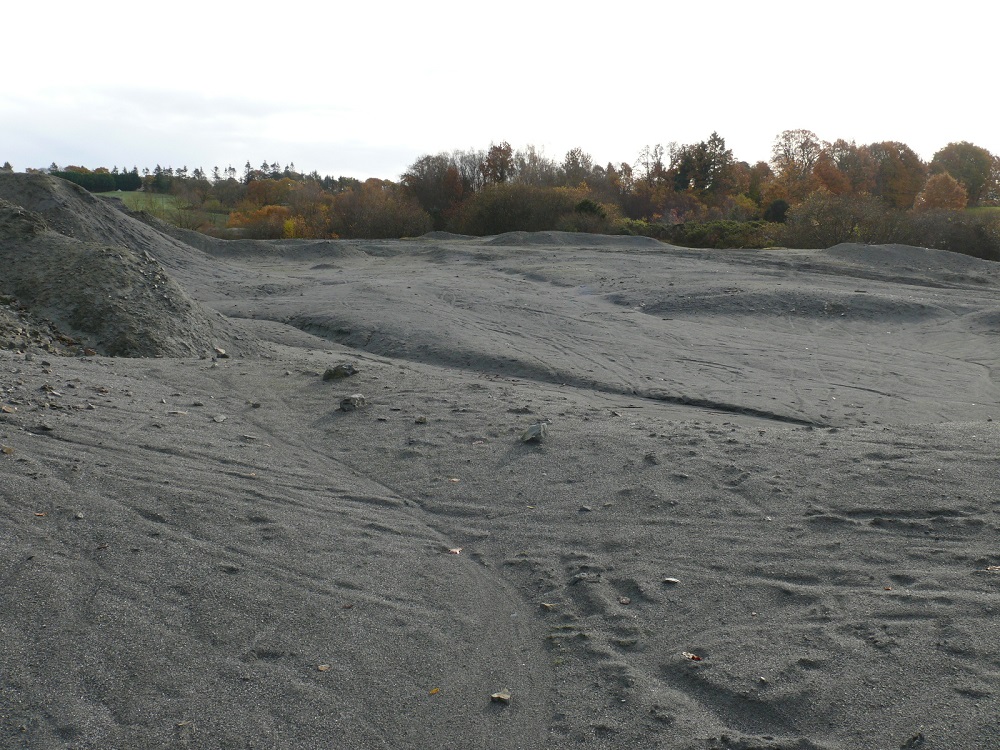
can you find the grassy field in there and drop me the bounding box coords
[97,191,186,214]
[97,191,229,231]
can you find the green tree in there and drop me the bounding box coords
[930,141,996,206]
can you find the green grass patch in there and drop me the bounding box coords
[97,191,186,214]
[97,191,230,232]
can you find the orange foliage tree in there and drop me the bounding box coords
[913,173,968,211]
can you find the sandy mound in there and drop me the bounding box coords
[419,230,477,241]
[824,242,998,273]
[0,176,250,357]
[486,230,664,248]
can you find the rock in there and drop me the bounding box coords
[323,363,358,380]
[490,690,512,705]
[521,421,548,443]
[340,394,366,411]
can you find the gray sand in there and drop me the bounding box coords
[2,173,1000,749]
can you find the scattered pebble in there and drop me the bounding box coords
[662,577,681,585]
[323,363,358,380]
[521,422,548,443]
[490,690,512,705]
[213,415,227,423]
[340,394,366,411]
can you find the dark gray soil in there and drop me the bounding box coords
[2,173,999,750]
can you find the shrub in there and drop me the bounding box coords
[901,210,1000,261]
[762,198,789,223]
[449,184,586,235]
[665,220,771,249]
[329,180,432,238]
[778,192,902,248]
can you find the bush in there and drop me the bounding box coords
[665,220,770,249]
[610,218,672,240]
[777,192,902,248]
[449,184,586,235]
[329,180,432,239]
[901,210,1000,261]
[762,198,789,223]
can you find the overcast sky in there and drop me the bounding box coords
[3,1,995,181]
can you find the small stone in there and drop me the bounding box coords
[579,505,593,513]
[323,363,358,380]
[521,422,548,443]
[340,394,366,411]
[414,415,427,424]
[213,415,227,423]
[662,577,681,585]
[618,596,631,605]
[490,690,512,705]
[214,347,229,358]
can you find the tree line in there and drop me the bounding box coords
[18,132,1000,259]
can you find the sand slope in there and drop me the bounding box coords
[2,175,1000,749]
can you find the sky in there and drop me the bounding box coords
[3,1,996,181]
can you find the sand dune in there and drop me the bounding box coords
[2,173,999,749]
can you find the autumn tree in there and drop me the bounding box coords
[329,179,432,238]
[744,161,773,206]
[812,151,851,195]
[826,139,876,194]
[771,129,822,200]
[930,142,996,206]
[561,147,594,187]
[913,172,968,211]
[511,145,559,187]
[401,153,465,229]
[867,141,926,209]
[227,204,291,239]
[480,141,515,184]
[634,144,668,187]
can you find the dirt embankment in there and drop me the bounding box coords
[0,174,250,357]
